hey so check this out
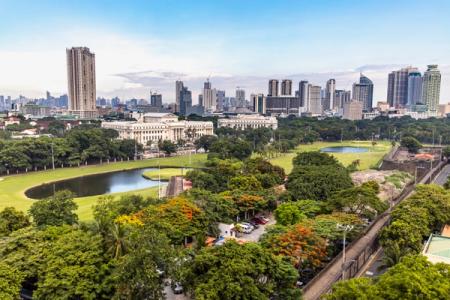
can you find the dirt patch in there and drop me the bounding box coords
[351,169,413,201]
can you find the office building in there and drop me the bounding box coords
[102,113,213,144]
[422,65,441,112]
[150,93,162,107]
[66,47,97,118]
[268,79,279,96]
[251,94,266,114]
[265,96,301,115]
[308,85,322,115]
[407,71,423,106]
[335,90,351,109]
[343,100,363,120]
[175,81,183,113]
[179,86,192,116]
[387,67,417,108]
[298,81,309,108]
[218,114,277,130]
[236,88,246,107]
[216,90,226,111]
[203,79,216,111]
[324,79,336,111]
[281,79,292,96]
[352,74,374,111]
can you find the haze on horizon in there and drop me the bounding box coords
[1,0,449,104]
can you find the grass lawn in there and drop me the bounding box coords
[142,168,192,181]
[0,153,206,221]
[269,141,392,174]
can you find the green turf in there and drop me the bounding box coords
[0,154,206,220]
[142,168,191,181]
[269,141,392,174]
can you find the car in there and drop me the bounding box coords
[172,282,183,294]
[252,216,268,225]
[236,223,253,234]
[240,222,255,230]
[247,220,260,229]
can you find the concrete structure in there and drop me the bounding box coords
[352,74,373,111]
[308,85,323,115]
[179,86,192,116]
[298,80,309,108]
[175,81,183,113]
[202,79,216,112]
[281,79,292,96]
[218,114,278,130]
[235,88,245,107]
[438,103,450,117]
[324,79,336,111]
[334,89,351,109]
[216,90,226,111]
[422,65,441,113]
[377,101,390,112]
[343,100,363,120]
[66,47,97,118]
[423,234,450,264]
[265,96,301,115]
[268,79,279,96]
[150,93,162,107]
[407,70,423,107]
[101,112,213,144]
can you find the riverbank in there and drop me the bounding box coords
[142,168,192,181]
[0,154,207,220]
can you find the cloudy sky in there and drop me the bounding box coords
[1,0,450,105]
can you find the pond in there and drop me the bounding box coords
[320,146,369,153]
[25,168,167,199]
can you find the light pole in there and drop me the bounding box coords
[337,224,354,280]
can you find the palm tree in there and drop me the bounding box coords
[107,223,129,259]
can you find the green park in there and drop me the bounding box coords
[0,140,392,220]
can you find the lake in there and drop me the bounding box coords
[320,146,369,153]
[25,168,164,199]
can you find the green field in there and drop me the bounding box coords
[269,141,392,174]
[0,154,206,220]
[142,168,191,181]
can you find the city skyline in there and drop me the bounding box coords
[1,1,450,103]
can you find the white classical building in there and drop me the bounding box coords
[217,114,278,130]
[101,113,214,144]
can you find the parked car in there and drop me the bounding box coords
[247,220,260,229]
[252,216,269,225]
[240,222,255,231]
[237,223,253,234]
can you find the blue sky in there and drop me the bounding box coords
[1,0,450,103]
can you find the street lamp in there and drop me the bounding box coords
[337,223,354,280]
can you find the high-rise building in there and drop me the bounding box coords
[216,90,226,111]
[268,79,279,97]
[251,94,266,114]
[298,81,309,108]
[308,85,322,115]
[387,67,416,108]
[334,90,351,109]
[203,79,216,111]
[66,47,97,118]
[179,86,192,116]
[422,65,441,112]
[407,71,423,106]
[324,79,336,111]
[150,93,162,107]
[236,88,245,107]
[343,100,363,120]
[175,81,184,113]
[111,97,120,108]
[352,74,374,111]
[281,79,292,96]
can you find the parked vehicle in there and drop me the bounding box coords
[247,220,260,229]
[240,222,255,231]
[237,223,253,234]
[252,216,269,225]
[172,282,184,294]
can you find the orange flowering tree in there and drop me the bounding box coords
[222,192,268,219]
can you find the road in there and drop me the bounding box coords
[433,164,450,185]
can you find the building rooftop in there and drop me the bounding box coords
[423,234,450,264]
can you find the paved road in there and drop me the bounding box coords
[433,164,450,185]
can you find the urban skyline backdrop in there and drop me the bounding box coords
[1,0,450,104]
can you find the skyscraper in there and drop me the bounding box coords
[352,74,374,111]
[268,79,279,97]
[203,79,216,111]
[324,79,336,111]
[308,85,322,115]
[216,90,226,111]
[66,47,97,118]
[407,71,423,106]
[422,65,441,112]
[281,79,292,96]
[298,81,309,108]
[251,94,266,114]
[236,88,246,107]
[387,67,416,108]
[150,93,162,107]
[334,90,351,109]
[179,86,192,116]
[175,81,184,113]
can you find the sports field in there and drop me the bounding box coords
[0,154,206,220]
[269,141,392,174]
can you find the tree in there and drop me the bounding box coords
[158,140,177,156]
[0,262,24,300]
[325,277,376,300]
[286,165,353,201]
[228,175,263,191]
[400,136,422,153]
[194,135,217,152]
[29,190,78,227]
[0,207,30,236]
[33,229,112,300]
[183,241,301,300]
[274,202,306,226]
[209,138,252,160]
[292,151,340,167]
